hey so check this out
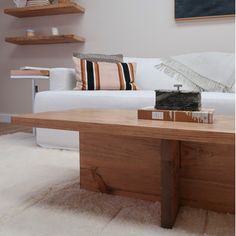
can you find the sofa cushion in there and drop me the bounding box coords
[124,57,195,91]
[73,58,137,90]
[35,90,235,116]
[35,90,155,112]
[49,68,76,91]
[34,90,235,150]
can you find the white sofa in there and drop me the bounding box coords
[34,57,235,150]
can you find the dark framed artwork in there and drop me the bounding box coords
[175,0,235,20]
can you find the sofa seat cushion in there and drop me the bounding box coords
[35,90,156,112]
[34,91,235,150]
[35,90,235,115]
[201,92,235,115]
[34,90,156,150]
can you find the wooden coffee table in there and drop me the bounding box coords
[12,109,235,228]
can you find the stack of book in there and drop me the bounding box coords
[138,88,214,124]
[138,107,214,124]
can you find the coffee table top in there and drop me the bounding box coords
[12,109,235,144]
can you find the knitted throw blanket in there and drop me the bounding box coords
[155,52,235,92]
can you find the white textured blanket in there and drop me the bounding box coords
[156,52,235,92]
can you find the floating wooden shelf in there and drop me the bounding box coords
[5,35,85,45]
[4,3,85,18]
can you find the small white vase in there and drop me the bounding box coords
[13,0,27,8]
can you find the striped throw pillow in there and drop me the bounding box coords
[73,57,137,90]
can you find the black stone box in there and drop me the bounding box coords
[155,90,201,111]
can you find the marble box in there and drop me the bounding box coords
[155,90,201,111]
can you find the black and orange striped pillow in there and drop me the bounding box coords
[73,57,137,90]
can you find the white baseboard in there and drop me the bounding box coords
[0,113,13,123]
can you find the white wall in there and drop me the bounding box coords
[0,0,235,114]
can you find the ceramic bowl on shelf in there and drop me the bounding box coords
[26,0,51,7]
[26,29,35,37]
[13,0,27,7]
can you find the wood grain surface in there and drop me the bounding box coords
[0,123,32,135]
[12,109,235,144]
[180,142,235,213]
[80,132,161,201]
[10,109,235,228]
[5,35,85,45]
[4,2,85,18]
[11,70,50,76]
[161,140,180,228]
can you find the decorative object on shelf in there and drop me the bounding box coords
[26,0,52,7]
[26,29,35,37]
[155,84,201,111]
[138,107,214,124]
[175,0,235,20]
[51,27,59,36]
[13,0,27,8]
[4,1,85,46]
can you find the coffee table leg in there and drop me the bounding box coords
[161,139,180,228]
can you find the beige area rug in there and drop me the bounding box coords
[0,133,234,236]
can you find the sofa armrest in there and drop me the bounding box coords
[49,68,76,90]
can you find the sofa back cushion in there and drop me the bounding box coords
[73,57,137,90]
[49,68,76,91]
[49,57,196,91]
[124,57,193,91]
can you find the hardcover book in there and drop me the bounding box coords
[138,107,214,124]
